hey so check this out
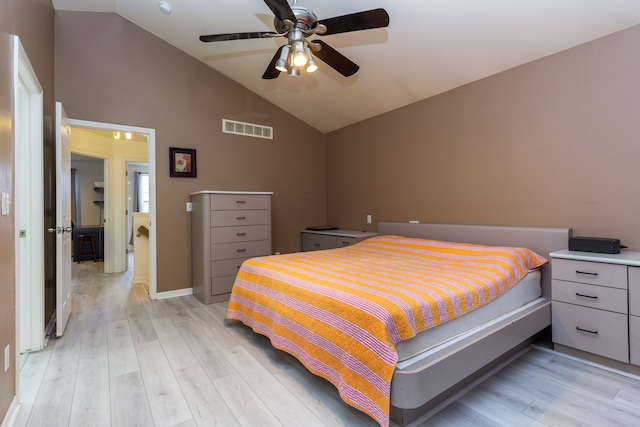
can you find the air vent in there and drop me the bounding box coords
[222,119,273,140]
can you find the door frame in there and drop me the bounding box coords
[67,119,157,299]
[14,35,44,359]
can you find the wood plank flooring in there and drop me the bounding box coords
[15,258,640,426]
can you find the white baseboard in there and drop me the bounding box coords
[156,287,193,300]
[1,396,20,427]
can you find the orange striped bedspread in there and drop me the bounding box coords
[226,235,547,426]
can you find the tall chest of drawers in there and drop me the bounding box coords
[191,191,272,304]
[550,249,640,368]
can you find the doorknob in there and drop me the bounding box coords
[47,226,72,234]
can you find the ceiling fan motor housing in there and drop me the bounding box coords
[274,6,318,32]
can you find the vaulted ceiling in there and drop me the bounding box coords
[52,0,640,133]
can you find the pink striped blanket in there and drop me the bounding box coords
[226,235,547,426]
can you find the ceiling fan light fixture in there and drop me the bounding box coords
[292,41,307,67]
[304,47,318,73]
[275,45,290,72]
[288,66,300,77]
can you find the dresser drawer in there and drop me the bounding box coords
[629,266,640,317]
[336,236,358,247]
[210,209,269,227]
[552,301,629,363]
[211,240,270,261]
[552,279,628,313]
[210,225,269,244]
[211,257,252,278]
[630,315,640,366]
[210,194,270,210]
[552,258,627,289]
[302,233,336,251]
[211,275,237,296]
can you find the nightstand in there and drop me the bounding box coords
[550,249,640,366]
[301,229,377,252]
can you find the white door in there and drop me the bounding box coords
[15,36,45,353]
[55,102,72,336]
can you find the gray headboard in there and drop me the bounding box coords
[378,222,572,299]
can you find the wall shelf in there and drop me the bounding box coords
[94,186,104,208]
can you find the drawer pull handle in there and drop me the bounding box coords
[236,233,247,237]
[236,216,246,220]
[575,292,598,300]
[314,243,321,247]
[341,241,350,245]
[576,270,598,276]
[236,200,246,204]
[236,249,247,253]
[576,326,598,335]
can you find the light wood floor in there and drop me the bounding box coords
[15,258,640,427]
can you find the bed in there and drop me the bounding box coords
[226,222,571,426]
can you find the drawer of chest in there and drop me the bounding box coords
[210,194,270,210]
[552,258,627,289]
[336,236,358,247]
[210,210,269,227]
[629,266,640,317]
[211,225,269,244]
[631,315,640,366]
[302,233,336,251]
[211,240,270,261]
[551,279,628,313]
[211,257,253,278]
[211,275,236,297]
[552,301,629,363]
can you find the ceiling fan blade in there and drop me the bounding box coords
[312,40,359,77]
[263,0,296,23]
[319,8,389,36]
[199,31,277,43]
[262,46,284,79]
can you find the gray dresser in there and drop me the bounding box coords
[550,249,640,369]
[191,191,272,304]
[301,229,378,252]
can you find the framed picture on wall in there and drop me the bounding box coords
[169,147,197,178]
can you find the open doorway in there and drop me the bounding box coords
[70,153,106,264]
[128,163,150,293]
[67,120,157,299]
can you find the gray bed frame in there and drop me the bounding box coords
[378,222,571,426]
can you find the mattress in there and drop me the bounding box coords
[396,269,541,361]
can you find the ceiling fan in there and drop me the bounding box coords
[199,0,390,79]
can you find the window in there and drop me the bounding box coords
[138,173,149,213]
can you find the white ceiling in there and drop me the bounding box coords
[52,0,640,134]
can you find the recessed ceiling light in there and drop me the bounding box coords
[159,1,172,15]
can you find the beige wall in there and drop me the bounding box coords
[54,11,327,292]
[327,25,640,252]
[0,0,54,418]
